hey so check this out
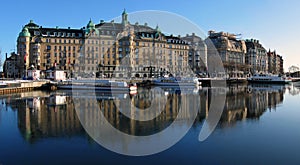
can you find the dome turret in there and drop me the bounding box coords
[19,27,31,37]
[87,19,95,29]
[85,19,99,35]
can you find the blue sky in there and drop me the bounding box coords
[0,0,299,70]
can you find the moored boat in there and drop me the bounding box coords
[152,77,201,87]
[0,82,8,88]
[247,74,291,84]
[57,79,136,92]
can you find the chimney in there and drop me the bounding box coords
[208,30,215,36]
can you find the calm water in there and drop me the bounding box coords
[0,84,300,164]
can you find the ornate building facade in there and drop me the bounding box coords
[15,10,285,78]
[245,39,267,74]
[16,10,191,79]
[181,33,207,75]
[267,50,284,74]
[206,30,247,77]
[17,20,84,78]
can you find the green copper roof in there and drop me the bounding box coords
[19,27,31,37]
[122,8,127,15]
[86,19,98,35]
[87,19,95,28]
[155,25,161,33]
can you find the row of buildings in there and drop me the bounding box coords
[3,9,284,79]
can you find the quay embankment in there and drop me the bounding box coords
[0,80,49,95]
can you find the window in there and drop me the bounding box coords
[72,33,75,37]
[34,31,40,35]
[46,45,51,50]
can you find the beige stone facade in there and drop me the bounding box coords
[17,10,193,79]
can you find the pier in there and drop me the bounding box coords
[0,80,48,95]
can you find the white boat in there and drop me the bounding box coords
[0,82,8,88]
[153,77,201,87]
[57,79,136,92]
[247,74,292,84]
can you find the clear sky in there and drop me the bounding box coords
[0,0,299,71]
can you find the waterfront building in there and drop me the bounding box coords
[245,39,267,74]
[206,30,247,77]
[267,50,284,74]
[15,10,285,79]
[181,33,207,76]
[91,9,190,78]
[3,52,21,78]
[17,20,84,78]
[16,10,190,79]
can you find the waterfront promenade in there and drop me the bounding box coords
[0,80,48,94]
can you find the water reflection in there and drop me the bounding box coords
[219,84,285,127]
[0,84,292,143]
[1,91,84,143]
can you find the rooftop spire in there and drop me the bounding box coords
[155,24,161,33]
[122,8,128,26]
[122,8,127,15]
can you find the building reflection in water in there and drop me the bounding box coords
[10,91,84,143]
[2,84,288,143]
